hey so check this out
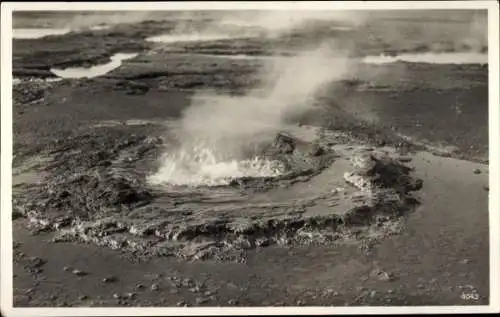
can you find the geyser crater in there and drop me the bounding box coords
[147,130,334,190]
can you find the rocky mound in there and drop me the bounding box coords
[344,151,423,196]
[227,132,337,191]
[13,124,422,262]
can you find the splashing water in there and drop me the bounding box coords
[148,145,285,187]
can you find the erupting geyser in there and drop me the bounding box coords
[148,147,285,187]
[148,43,353,188]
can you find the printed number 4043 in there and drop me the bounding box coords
[461,293,480,300]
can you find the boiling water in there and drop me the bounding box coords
[148,145,285,187]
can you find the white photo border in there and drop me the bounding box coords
[1,1,499,316]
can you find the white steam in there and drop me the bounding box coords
[146,10,365,44]
[217,11,367,37]
[149,40,354,187]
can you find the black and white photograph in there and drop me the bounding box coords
[1,1,499,315]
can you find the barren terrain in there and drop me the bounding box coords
[11,10,489,307]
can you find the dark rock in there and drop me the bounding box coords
[369,155,421,194]
[256,238,270,247]
[145,137,163,145]
[309,144,325,156]
[195,297,209,305]
[404,197,421,205]
[125,86,149,95]
[13,83,46,104]
[28,256,46,268]
[396,141,411,155]
[274,133,296,154]
[150,283,159,291]
[473,168,481,174]
[32,268,43,274]
[102,276,118,283]
[408,178,424,191]
[372,269,394,282]
[12,210,25,220]
[125,292,136,299]
[98,160,112,167]
[109,179,153,206]
[182,278,195,287]
[398,156,412,163]
[227,299,238,305]
[136,144,155,156]
[59,190,71,199]
[324,289,339,297]
[79,295,88,301]
[72,269,87,277]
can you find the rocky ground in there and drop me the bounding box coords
[12,146,490,307]
[10,11,490,308]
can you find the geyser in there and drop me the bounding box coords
[148,148,286,187]
[149,12,358,187]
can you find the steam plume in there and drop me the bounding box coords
[150,12,358,187]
